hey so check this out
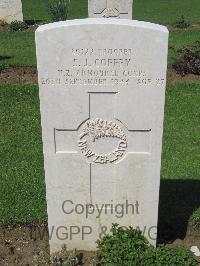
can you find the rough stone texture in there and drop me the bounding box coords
[0,0,23,23]
[36,19,168,252]
[88,0,133,19]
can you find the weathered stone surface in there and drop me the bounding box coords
[0,0,23,23]
[36,19,168,252]
[88,0,133,19]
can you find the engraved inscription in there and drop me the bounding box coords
[78,118,127,164]
[40,47,166,87]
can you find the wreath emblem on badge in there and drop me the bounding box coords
[78,118,127,164]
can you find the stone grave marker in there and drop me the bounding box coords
[0,0,23,23]
[36,19,168,253]
[88,0,133,19]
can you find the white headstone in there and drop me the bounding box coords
[36,19,168,253]
[0,0,23,23]
[88,0,133,19]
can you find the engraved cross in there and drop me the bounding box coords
[54,92,151,203]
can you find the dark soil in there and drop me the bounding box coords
[0,66,37,85]
[173,46,200,76]
[0,223,199,265]
[0,224,50,265]
[167,68,200,84]
[166,23,200,30]
[0,24,10,32]
[23,24,39,32]
[0,224,97,266]
[0,24,38,32]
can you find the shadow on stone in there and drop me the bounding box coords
[158,179,200,243]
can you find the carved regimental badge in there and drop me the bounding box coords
[101,8,120,18]
[78,118,127,164]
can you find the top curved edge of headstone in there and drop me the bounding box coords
[36,18,168,34]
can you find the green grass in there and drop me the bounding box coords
[134,0,200,24]
[168,29,200,65]
[22,0,200,24]
[0,83,199,223]
[0,29,199,66]
[0,85,46,223]
[22,0,50,23]
[22,0,88,22]
[169,30,200,49]
[0,32,35,66]
[161,83,200,179]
